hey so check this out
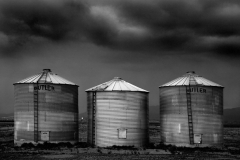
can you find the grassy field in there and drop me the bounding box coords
[1,122,240,159]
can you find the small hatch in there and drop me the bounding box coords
[194,134,202,144]
[41,131,50,141]
[118,128,127,139]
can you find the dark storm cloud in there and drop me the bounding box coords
[1,0,240,56]
[113,0,240,54]
[0,0,117,53]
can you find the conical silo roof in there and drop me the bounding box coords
[86,77,148,92]
[160,71,223,87]
[14,69,78,86]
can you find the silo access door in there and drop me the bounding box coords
[41,132,50,141]
[194,134,202,144]
[118,128,127,139]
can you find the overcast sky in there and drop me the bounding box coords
[1,0,240,114]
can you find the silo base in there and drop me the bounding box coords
[163,142,223,148]
[14,140,78,146]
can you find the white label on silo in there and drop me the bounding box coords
[194,134,202,144]
[41,132,49,141]
[118,129,127,139]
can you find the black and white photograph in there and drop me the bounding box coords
[0,0,240,159]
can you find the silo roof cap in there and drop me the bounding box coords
[14,69,78,86]
[86,77,149,92]
[160,71,223,87]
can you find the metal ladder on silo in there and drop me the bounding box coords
[186,84,194,145]
[33,83,39,142]
[92,92,96,146]
[33,71,46,143]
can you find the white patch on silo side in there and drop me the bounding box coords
[213,134,218,143]
[15,121,21,130]
[178,124,181,133]
[27,121,29,131]
[15,121,28,130]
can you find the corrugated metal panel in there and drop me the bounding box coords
[18,74,40,83]
[87,91,149,147]
[160,71,223,87]
[113,82,121,90]
[86,77,148,92]
[14,69,77,86]
[15,131,77,142]
[118,81,129,90]
[14,83,78,144]
[124,81,144,91]
[159,86,223,147]
[105,81,116,91]
[87,92,94,145]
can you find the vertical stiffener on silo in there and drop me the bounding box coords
[86,77,149,147]
[92,91,96,146]
[33,82,39,142]
[14,69,79,146]
[159,71,224,147]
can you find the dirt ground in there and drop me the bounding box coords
[1,150,240,160]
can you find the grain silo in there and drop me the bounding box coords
[159,71,224,147]
[14,69,79,146]
[86,77,149,147]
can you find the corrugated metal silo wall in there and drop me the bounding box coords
[87,91,149,147]
[87,92,94,145]
[14,84,78,143]
[159,86,223,147]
